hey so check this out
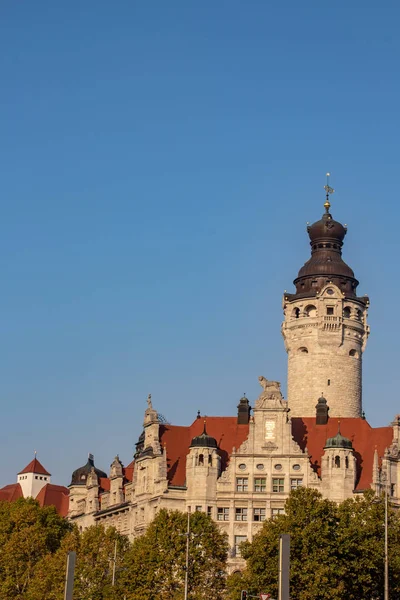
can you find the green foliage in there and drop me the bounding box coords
[0,498,71,600]
[28,524,128,600]
[226,488,400,600]
[119,509,228,600]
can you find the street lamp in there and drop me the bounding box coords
[383,476,389,600]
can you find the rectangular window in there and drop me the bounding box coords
[195,505,202,512]
[234,535,247,557]
[290,478,303,490]
[272,478,284,493]
[236,477,248,492]
[254,477,266,492]
[253,508,266,522]
[207,506,212,517]
[327,307,334,315]
[217,507,229,521]
[271,508,285,518]
[235,507,248,521]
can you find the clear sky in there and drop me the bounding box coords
[1,1,399,487]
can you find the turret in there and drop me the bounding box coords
[321,425,357,502]
[282,179,369,418]
[109,456,124,506]
[68,453,107,517]
[186,422,221,511]
[17,456,51,498]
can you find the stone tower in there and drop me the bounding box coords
[321,428,357,502]
[282,188,370,417]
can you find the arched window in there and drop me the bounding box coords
[349,349,358,357]
[304,305,317,317]
[292,307,300,319]
[357,309,363,321]
[335,456,341,468]
[198,454,204,466]
[345,456,349,469]
[343,307,351,319]
[208,454,212,466]
[298,346,308,354]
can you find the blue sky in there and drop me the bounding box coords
[0,1,399,487]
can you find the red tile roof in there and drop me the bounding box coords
[18,458,51,476]
[123,460,135,482]
[0,483,23,502]
[99,478,110,491]
[35,484,70,517]
[160,417,249,487]
[291,417,393,491]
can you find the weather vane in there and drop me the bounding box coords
[323,172,334,212]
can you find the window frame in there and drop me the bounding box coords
[272,477,284,493]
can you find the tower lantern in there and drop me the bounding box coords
[281,177,370,418]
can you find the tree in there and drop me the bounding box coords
[0,497,71,600]
[119,509,229,600]
[27,524,129,600]
[226,488,400,600]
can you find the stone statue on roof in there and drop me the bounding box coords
[258,376,280,391]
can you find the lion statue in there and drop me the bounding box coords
[258,376,280,391]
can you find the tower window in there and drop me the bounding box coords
[345,456,349,469]
[327,307,334,315]
[292,307,300,319]
[198,454,204,465]
[327,379,331,386]
[335,456,341,468]
[349,349,358,357]
[298,347,308,354]
[343,307,351,319]
[208,455,212,466]
[305,305,317,317]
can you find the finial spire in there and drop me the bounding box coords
[323,172,335,213]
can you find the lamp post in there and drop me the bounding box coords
[184,510,190,600]
[384,482,389,600]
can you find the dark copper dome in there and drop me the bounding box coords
[69,454,107,486]
[290,203,359,299]
[190,423,218,449]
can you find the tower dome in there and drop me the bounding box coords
[190,422,218,449]
[70,454,107,486]
[293,202,358,299]
[324,426,353,450]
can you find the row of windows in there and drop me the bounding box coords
[236,477,303,493]
[193,506,285,522]
[19,475,48,482]
[220,507,285,523]
[237,463,301,472]
[292,304,363,320]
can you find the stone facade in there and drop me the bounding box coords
[282,283,369,417]
[67,199,400,571]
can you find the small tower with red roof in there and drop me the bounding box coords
[17,455,51,499]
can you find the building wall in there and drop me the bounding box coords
[282,284,369,417]
[18,472,50,499]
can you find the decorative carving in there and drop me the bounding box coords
[255,377,285,409]
[258,376,281,391]
[262,441,278,452]
[238,440,249,454]
[147,394,153,409]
